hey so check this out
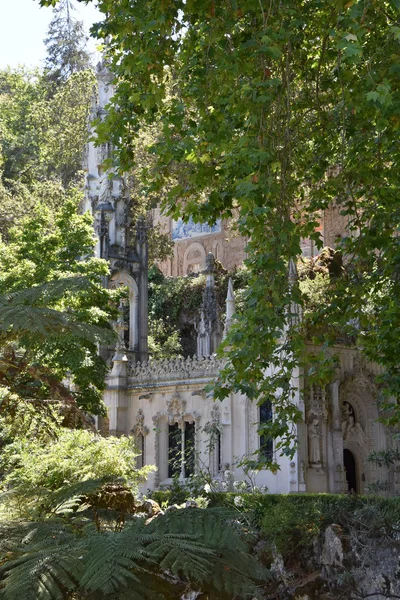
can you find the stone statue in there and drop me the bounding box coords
[98,173,113,204]
[341,401,355,437]
[308,418,321,466]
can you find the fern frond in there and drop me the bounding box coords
[79,526,145,594]
[0,277,95,307]
[150,508,269,599]
[0,304,114,344]
[0,523,82,600]
[45,476,114,515]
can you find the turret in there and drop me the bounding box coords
[196,253,222,357]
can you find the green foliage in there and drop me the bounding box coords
[148,264,250,357]
[0,194,115,414]
[0,428,152,519]
[0,506,267,599]
[64,0,400,444]
[0,67,94,192]
[207,492,400,561]
[148,317,183,359]
[44,0,91,86]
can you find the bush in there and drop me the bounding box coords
[0,428,154,519]
[207,492,400,559]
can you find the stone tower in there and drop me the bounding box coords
[84,60,148,363]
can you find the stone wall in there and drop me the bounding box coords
[154,202,352,277]
[153,210,247,276]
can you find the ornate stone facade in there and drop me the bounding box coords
[88,61,394,496]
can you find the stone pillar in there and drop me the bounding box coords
[196,253,221,357]
[330,379,346,493]
[136,216,149,362]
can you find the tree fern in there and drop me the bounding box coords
[0,522,82,600]
[149,508,268,599]
[0,508,268,599]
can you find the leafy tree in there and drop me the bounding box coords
[0,192,115,414]
[0,67,95,193]
[44,0,91,86]
[37,0,400,451]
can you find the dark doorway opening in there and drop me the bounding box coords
[343,449,357,493]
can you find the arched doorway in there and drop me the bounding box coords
[343,449,357,493]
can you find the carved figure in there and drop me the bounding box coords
[308,418,322,466]
[341,401,366,443]
[98,173,113,204]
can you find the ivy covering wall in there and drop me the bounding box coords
[147,263,250,359]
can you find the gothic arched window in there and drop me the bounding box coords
[168,421,196,479]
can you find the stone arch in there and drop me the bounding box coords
[110,271,139,350]
[183,242,206,275]
[339,372,380,493]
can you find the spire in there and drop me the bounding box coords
[196,253,222,357]
[223,278,236,339]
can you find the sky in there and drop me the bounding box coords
[0,0,102,70]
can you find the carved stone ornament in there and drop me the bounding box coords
[131,408,149,437]
[341,401,368,446]
[308,418,322,467]
[136,216,148,245]
[307,385,328,423]
[152,412,161,487]
[299,460,306,485]
[203,404,221,436]
[166,393,187,426]
[127,355,223,384]
[290,461,296,484]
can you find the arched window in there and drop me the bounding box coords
[109,272,139,351]
[259,400,273,461]
[168,421,196,479]
[183,242,206,275]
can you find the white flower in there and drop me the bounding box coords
[203,483,211,493]
[234,496,244,507]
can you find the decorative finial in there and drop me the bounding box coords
[136,215,147,245]
[196,252,221,356]
[205,252,215,274]
[288,258,301,324]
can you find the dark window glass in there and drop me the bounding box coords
[168,423,181,478]
[259,400,273,461]
[123,302,130,346]
[168,421,196,478]
[135,433,145,469]
[184,422,195,478]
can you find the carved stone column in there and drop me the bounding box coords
[330,379,346,493]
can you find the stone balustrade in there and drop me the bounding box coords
[128,355,224,385]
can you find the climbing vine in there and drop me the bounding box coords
[148,264,250,358]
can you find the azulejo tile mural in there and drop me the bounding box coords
[172,217,221,241]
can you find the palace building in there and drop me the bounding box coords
[83,60,399,496]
